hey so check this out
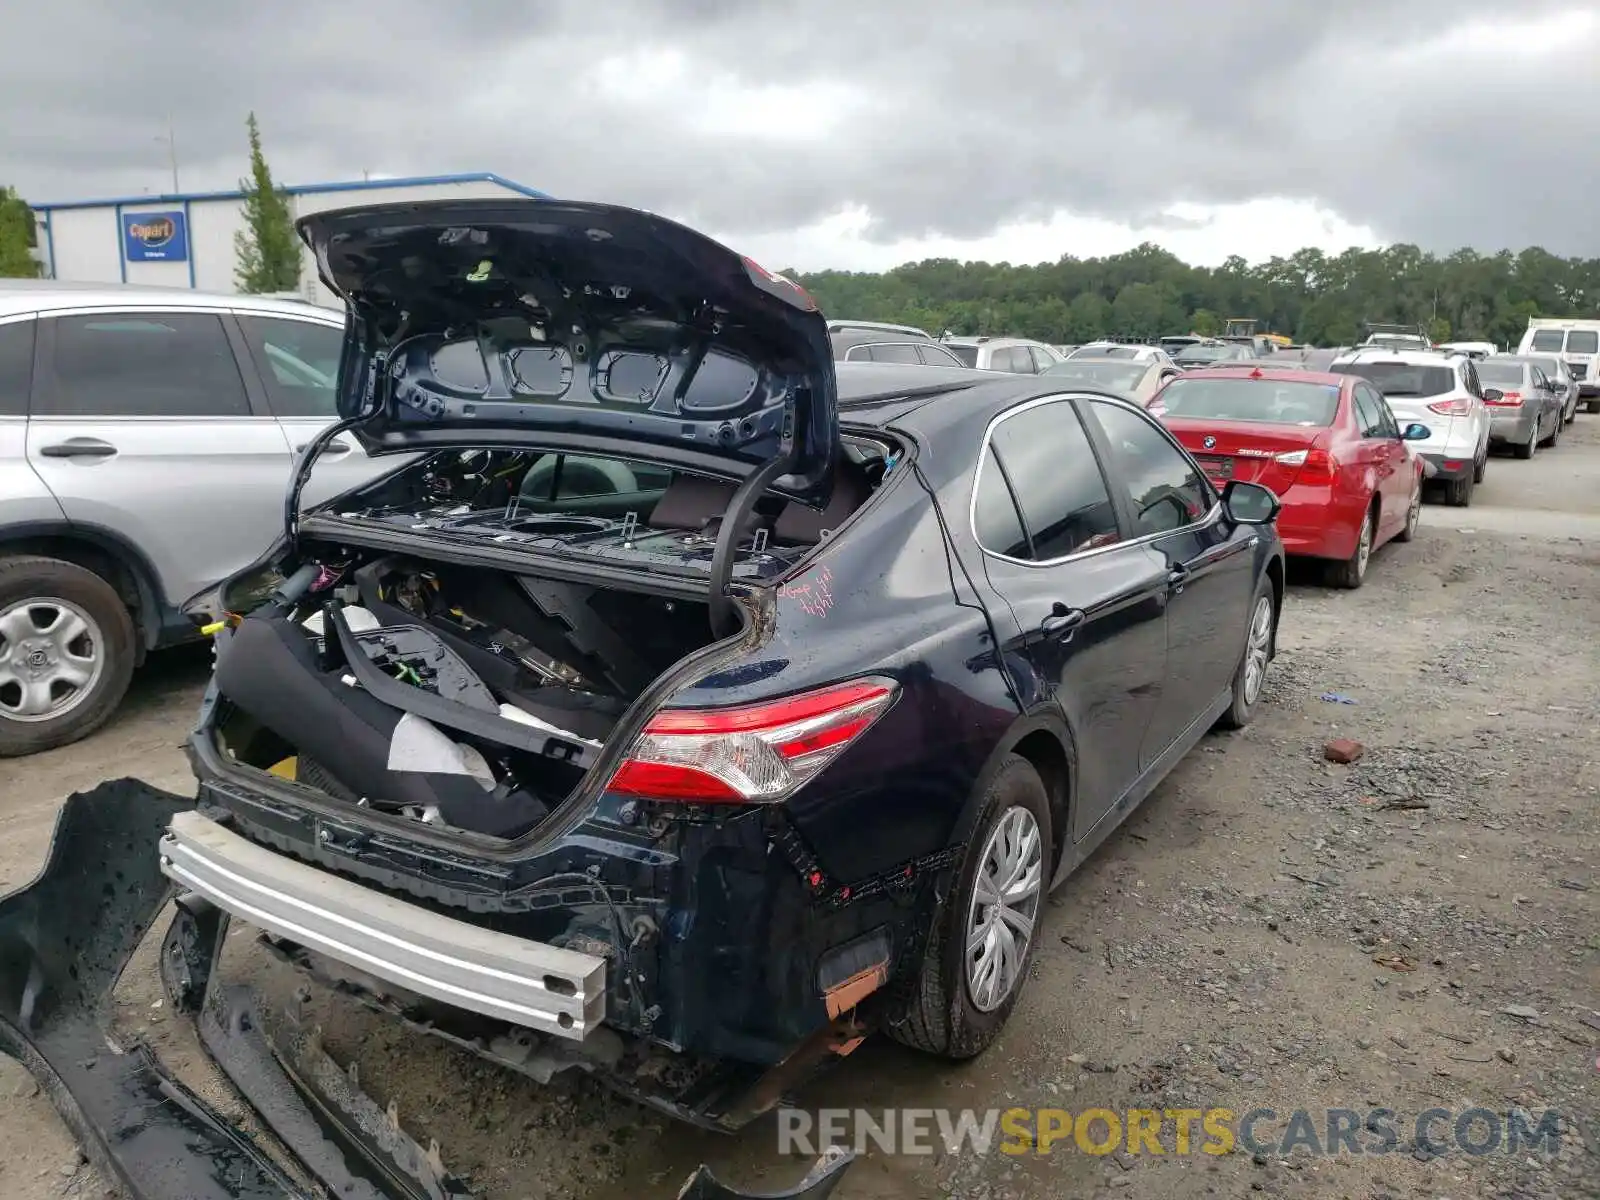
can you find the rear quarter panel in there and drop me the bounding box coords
[672,430,1021,885]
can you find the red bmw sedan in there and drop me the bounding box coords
[1147,366,1430,587]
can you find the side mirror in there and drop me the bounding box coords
[1482,388,1504,402]
[1222,479,1280,525]
[1402,422,1432,440]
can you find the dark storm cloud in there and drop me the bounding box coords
[4,0,1598,258]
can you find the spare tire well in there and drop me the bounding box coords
[0,533,153,659]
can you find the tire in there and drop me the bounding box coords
[0,556,136,757]
[1588,398,1600,415]
[1472,451,1487,484]
[884,754,1052,1060]
[1328,505,1376,589]
[1514,426,1536,459]
[1217,577,1276,730]
[1541,414,1561,449]
[1394,476,1422,543]
[1444,472,1473,507]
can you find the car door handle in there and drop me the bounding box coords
[1041,603,1087,639]
[1166,564,1191,592]
[297,439,352,456]
[38,438,117,459]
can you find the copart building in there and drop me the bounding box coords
[28,172,547,307]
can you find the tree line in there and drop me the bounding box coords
[792,242,1600,348]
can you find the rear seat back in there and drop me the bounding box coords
[646,459,874,545]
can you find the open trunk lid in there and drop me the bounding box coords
[297,199,839,506]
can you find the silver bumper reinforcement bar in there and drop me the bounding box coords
[159,809,606,1040]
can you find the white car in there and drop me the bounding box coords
[1519,319,1600,412]
[1329,348,1492,507]
[938,336,1064,373]
[1066,342,1176,366]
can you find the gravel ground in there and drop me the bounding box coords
[2,421,1597,1200]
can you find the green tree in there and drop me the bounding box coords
[0,187,42,278]
[1189,308,1221,336]
[233,113,301,293]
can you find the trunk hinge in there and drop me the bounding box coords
[707,455,793,639]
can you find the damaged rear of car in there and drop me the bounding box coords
[1,199,913,1199]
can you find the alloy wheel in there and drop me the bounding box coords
[0,597,105,723]
[1242,594,1272,705]
[965,806,1043,1012]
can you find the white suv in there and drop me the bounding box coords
[938,336,1063,373]
[1329,348,1492,507]
[1519,320,1600,412]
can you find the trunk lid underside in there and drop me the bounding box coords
[297,199,840,507]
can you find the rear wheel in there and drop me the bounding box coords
[1514,425,1537,459]
[1444,472,1474,507]
[885,755,1051,1059]
[1472,449,1487,483]
[1588,397,1600,415]
[1541,413,1561,448]
[0,556,136,757]
[1218,579,1276,730]
[1394,477,1422,543]
[1328,506,1375,589]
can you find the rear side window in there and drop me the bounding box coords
[41,314,250,417]
[1567,330,1598,354]
[0,319,35,417]
[1087,399,1212,537]
[867,342,922,365]
[984,402,1121,559]
[918,343,966,367]
[972,446,1030,559]
[946,344,980,367]
[238,315,343,417]
[1529,330,1564,352]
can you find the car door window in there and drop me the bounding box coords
[1086,399,1213,537]
[1371,392,1402,437]
[867,342,922,365]
[982,401,1121,559]
[1028,346,1057,373]
[0,318,34,417]
[1353,386,1386,437]
[1000,347,1034,374]
[40,313,250,417]
[237,315,343,417]
[917,342,964,367]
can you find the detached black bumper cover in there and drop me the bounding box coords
[0,783,853,1200]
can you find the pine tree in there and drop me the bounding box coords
[0,187,43,278]
[233,113,301,293]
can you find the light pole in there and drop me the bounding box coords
[154,114,180,195]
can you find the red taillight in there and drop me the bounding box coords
[1427,397,1472,416]
[604,677,898,804]
[1485,391,1522,406]
[1274,446,1337,482]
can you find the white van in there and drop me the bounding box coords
[1518,320,1600,411]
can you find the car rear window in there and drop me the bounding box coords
[1330,361,1455,398]
[1476,361,1528,386]
[1071,346,1138,360]
[1154,378,1340,425]
[1566,330,1598,354]
[1175,346,1238,362]
[1529,330,1565,352]
[1042,361,1146,390]
[946,344,980,367]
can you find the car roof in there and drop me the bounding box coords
[0,279,336,320]
[835,360,1146,434]
[1332,348,1458,367]
[940,336,1046,349]
[829,327,938,350]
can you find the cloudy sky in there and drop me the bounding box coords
[6,0,1598,272]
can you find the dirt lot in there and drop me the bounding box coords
[3,421,1597,1200]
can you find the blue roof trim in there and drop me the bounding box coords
[31,171,548,212]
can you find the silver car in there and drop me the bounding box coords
[0,281,406,755]
[1476,357,1565,456]
[939,336,1064,373]
[1507,354,1580,425]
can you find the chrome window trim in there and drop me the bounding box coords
[968,391,1222,570]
